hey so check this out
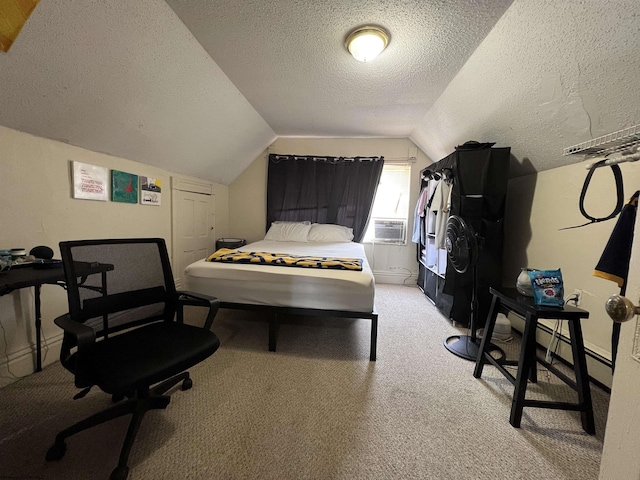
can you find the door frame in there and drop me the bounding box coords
[599,215,640,478]
[171,176,215,288]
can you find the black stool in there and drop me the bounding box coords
[473,287,595,434]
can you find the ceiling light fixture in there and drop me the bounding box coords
[345,26,389,63]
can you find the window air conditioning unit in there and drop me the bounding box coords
[373,218,406,244]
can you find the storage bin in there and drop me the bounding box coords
[425,270,437,302]
[437,248,448,275]
[426,237,437,267]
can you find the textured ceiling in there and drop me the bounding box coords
[0,0,637,184]
[0,0,512,184]
[411,0,640,176]
[166,0,514,138]
[0,0,276,185]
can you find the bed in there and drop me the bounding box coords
[184,223,377,360]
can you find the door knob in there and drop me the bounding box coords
[605,295,640,323]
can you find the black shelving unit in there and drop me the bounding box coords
[416,146,510,328]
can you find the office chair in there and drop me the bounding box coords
[45,238,221,480]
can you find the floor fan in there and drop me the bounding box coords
[443,215,504,361]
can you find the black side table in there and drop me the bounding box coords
[473,287,595,434]
[215,238,247,250]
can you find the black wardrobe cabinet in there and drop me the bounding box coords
[416,146,510,327]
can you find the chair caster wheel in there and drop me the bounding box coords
[181,378,192,390]
[46,441,66,461]
[110,465,129,480]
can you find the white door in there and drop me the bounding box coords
[171,178,215,289]
[599,218,640,478]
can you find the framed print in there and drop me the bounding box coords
[111,170,139,204]
[72,161,109,201]
[140,176,162,206]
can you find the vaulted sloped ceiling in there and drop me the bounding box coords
[0,0,638,185]
[165,0,513,138]
[0,0,276,185]
[411,0,640,177]
[0,0,512,185]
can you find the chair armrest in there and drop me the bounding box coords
[54,313,96,348]
[54,314,97,388]
[177,291,220,330]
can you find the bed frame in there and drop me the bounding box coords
[219,302,378,361]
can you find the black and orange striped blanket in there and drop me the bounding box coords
[206,248,363,271]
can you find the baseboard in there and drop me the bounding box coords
[373,270,418,285]
[0,332,63,389]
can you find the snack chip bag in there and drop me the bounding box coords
[527,268,564,307]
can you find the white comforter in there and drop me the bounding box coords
[184,240,375,312]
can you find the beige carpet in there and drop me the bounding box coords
[0,284,609,479]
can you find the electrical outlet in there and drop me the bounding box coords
[573,289,583,306]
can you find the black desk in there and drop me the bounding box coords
[473,287,595,434]
[1,265,67,372]
[0,262,113,372]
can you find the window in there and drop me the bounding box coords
[364,163,411,244]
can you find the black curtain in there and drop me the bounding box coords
[266,154,384,242]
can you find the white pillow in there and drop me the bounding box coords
[307,223,354,242]
[264,222,311,242]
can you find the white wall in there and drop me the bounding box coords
[228,137,431,284]
[598,200,640,478]
[504,160,640,387]
[0,126,228,386]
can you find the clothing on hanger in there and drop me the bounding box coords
[593,190,639,371]
[431,179,453,249]
[411,186,430,243]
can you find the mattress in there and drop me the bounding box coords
[184,240,375,312]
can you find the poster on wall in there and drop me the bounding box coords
[111,170,139,204]
[140,177,162,206]
[72,161,109,201]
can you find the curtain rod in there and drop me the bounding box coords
[384,157,416,164]
[270,154,383,163]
